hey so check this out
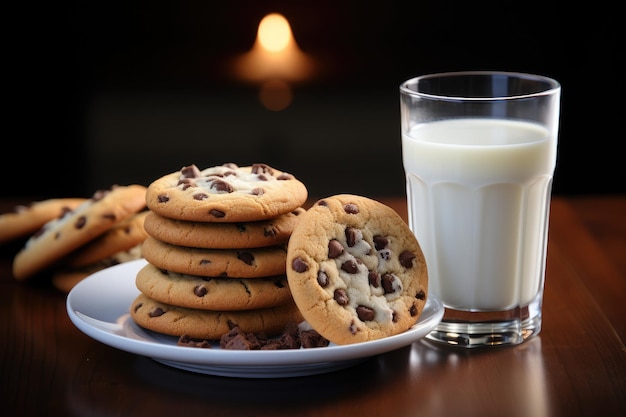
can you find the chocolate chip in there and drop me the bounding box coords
[60,206,73,218]
[200,259,211,265]
[392,311,399,322]
[345,227,360,247]
[341,259,359,274]
[75,216,87,229]
[373,235,389,251]
[257,174,268,181]
[236,223,247,232]
[178,178,195,189]
[149,307,165,317]
[334,288,349,305]
[328,239,344,259]
[181,165,202,178]
[178,334,212,348]
[158,194,169,203]
[344,203,359,214]
[194,286,208,297]
[382,273,397,294]
[133,302,143,313]
[237,251,254,265]
[91,189,109,201]
[251,188,265,195]
[263,226,277,237]
[410,304,418,316]
[317,270,329,287]
[416,289,425,300]
[317,200,328,207]
[277,173,293,180]
[193,193,208,200]
[211,179,234,193]
[251,163,274,175]
[292,257,309,272]
[368,271,381,287]
[356,305,375,321]
[399,251,416,268]
[209,209,225,218]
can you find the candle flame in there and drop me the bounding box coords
[258,14,292,52]
[234,13,314,83]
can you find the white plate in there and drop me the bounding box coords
[67,259,443,378]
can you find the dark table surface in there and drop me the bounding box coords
[2,194,625,417]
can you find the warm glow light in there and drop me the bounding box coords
[233,13,315,84]
[258,14,291,52]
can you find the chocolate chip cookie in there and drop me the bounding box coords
[143,208,305,249]
[135,262,294,311]
[286,194,428,345]
[145,163,308,223]
[12,185,147,280]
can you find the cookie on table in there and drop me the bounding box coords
[143,208,305,249]
[12,184,147,280]
[145,163,308,223]
[0,198,86,245]
[51,244,143,292]
[135,263,293,311]
[286,194,428,345]
[63,210,149,268]
[130,293,304,339]
[141,236,287,278]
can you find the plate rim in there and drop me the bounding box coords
[67,259,443,368]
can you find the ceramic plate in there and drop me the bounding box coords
[67,259,443,378]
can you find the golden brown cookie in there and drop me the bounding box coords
[130,293,304,339]
[135,263,293,311]
[286,194,428,345]
[145,163,308,223]
[63,211,149,268]
[141,236,287,278]
[0,198,86,245]
[12,185,147,280]
[143,208,305,249]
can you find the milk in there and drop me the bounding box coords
[402,118,556,311]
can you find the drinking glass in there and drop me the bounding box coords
[400,71,561,347]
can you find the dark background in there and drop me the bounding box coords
[6,0,623,199]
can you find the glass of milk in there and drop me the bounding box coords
[400,71,561,348]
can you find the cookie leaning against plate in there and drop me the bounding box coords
[63,210,149,268]
[135,263,293,311]
[130,293,304,339]
[0,198,86,245]
[141,236,287,278]
[286,194,428,345]
[12,184,147,280]
[145,163,308,223]
[143,208,305,249]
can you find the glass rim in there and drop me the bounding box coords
[400,71,561,101]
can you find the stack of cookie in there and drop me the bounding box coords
[8,184,149,291]
[130,163,309,340]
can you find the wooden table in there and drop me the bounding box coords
[2,195,625,417]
